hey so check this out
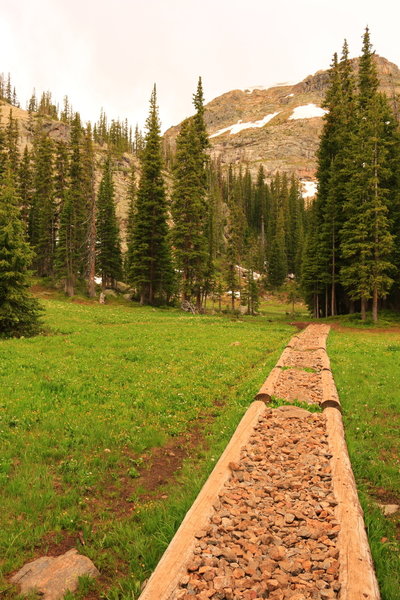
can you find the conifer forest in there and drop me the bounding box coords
[1,28,400,337]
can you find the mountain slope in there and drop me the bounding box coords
[165,55,400,184]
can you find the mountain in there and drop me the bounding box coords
[164,55,400,191]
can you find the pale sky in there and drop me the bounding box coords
[1,0,400,133]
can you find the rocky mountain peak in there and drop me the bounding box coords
[164,55,400,188]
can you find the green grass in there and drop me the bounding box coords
[328,329,400,600]
[0,298,293,598]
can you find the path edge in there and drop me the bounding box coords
[138,400,267,600]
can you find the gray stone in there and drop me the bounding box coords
[379,503,399,516]
[273,405,311,418]
[104,288,118,297]
[11,548,99,600]
[115,281,131,293]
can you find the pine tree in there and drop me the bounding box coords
[5,110,19,176]
[96,157,122,288]
[31,135,55,276]
[55,114,86,295]
[301,202,324,317]
[171,117,208,304]
[18,146,32,229]
[268,203,287,288]
[340,29,396,321]
[128,86,174,304]
[0,168,42,337]
[82,125,97,297]
[125,164,136,278]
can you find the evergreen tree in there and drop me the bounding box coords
[55,114,86,295]
[340,29,396,321]
[5,110,19,176]
[171,117,208,304]
[268,203,287,288]
[301,202,324,317]
[31,135,55,276]
[128,86,174,304]
[0,168,42,337]
[96,157,122,288]
[82,125,97,297]
[18,146,32,229]
[125,164,136,278]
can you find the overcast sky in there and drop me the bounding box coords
[1,0,400,133]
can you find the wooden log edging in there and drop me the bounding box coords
[325,406,381,600]
[138,325,380,600]
[254,324,380,599]
[138,400,267,600]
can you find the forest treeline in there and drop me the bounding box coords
[0,75,306,317]
[1,27,400,338]
[303,29,400,322]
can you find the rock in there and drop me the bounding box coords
[99,291,105,304]
[269,545,286,561]
[104,288,118,297]
[378,503,399,516]
[273,405,311,418]
[115,281,131,293]
[123,293,134,301]
[10,548,99,600]
[284,513,295,524]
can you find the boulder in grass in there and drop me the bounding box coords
[103,288,118,297]
[115,281,131,293]
[11,548,99,600]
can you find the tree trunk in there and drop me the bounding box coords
[372,287,378,323]
[65,277,74,297]
[331,226,336,317]
[325,287,328,318]
[361,297,367,321]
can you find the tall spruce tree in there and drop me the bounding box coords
[82,125,97,297]
[18,146,32,229]
[340,29,396,321]
[128,86,174,304]
[171,117,208,304]
[96,157,122,288]
[31,135,55,276]
[0,168,42,337]
[124,164,136,279]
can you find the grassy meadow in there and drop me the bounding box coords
[0,295,295,598]
[1,294,399,599]
[328,328,400,600]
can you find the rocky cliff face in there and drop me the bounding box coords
[165,55,400,186]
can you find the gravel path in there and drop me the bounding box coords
[173,407,339,600]
[171,326,341,600]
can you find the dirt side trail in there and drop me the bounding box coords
[139,324,380,600]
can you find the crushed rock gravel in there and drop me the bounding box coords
[173,408,340,600]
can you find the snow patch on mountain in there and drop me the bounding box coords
[301,180,318,199]
[289,104,328,120]
[210,112,280,138]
